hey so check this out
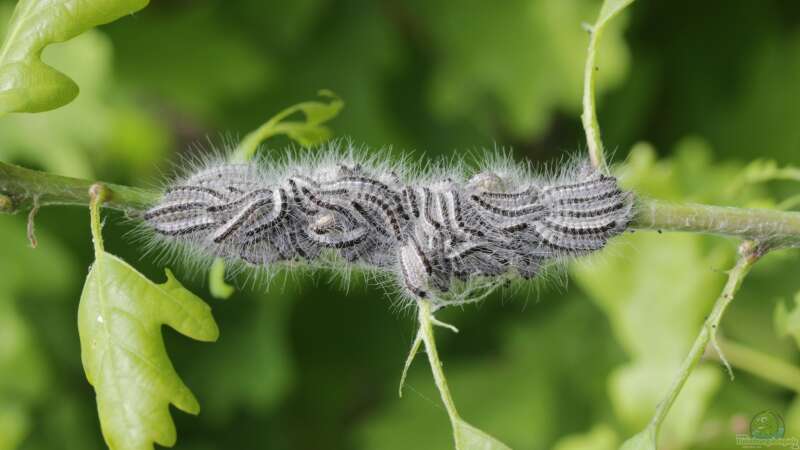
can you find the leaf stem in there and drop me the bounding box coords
[581,22,606,172]
[581,0,636,172]
[417,300,462,426]
[230,121,285,162]
[644,240,764,443]
[88,183,109,257]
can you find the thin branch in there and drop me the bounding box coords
[580,0,636,172]
[417,300,462,426]
[641,240,765,445]
[89,183,109,257]
[3,160,800,247]
[581,22,607,172]
[0,160,158,214]
[632,199,800,247]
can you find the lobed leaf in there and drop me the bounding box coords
[78,253,218,450]
[0,0,149,113]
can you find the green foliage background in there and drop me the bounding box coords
[1,1,800,449]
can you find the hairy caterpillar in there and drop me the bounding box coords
[142,143,634,307]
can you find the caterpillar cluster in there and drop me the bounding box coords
[143,145,634,306]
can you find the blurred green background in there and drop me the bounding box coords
[2,1,800,449]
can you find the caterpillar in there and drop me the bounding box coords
[142,143,634,307]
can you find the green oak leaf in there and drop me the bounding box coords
[0,0,149,113]
[78,252,218,450]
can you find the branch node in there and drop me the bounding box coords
[0,192,14,214]
[89,183,110,205]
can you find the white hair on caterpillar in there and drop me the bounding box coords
[133,140,634,309]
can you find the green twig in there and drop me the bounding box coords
[640,240,764,445]
[581,0,635,172]
[411,301,511,449]
[0,160,157,214]
[632,199,800,247]
[581,21,606,172]
[417,300,462,426]
[88,183,110,256]
[231,121,290,162]
[3,161,800,247]
[230,90,343,162]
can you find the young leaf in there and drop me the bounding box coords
[79,257,219,450]
[232,89,344,161]
[79,186,218,450]
[0,0,149,114]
